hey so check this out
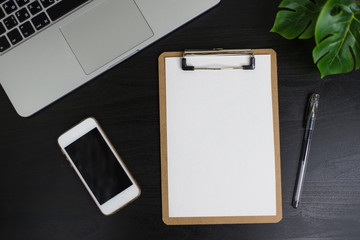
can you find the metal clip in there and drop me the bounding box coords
[181,49,255,71]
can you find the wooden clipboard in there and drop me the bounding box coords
[159,49,282,225]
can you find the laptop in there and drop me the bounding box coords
[0,0,220,117]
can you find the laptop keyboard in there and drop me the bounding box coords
[0,0,90,55]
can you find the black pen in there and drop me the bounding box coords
[292,93,320,208]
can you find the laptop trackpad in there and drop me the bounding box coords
[60,0,154,74]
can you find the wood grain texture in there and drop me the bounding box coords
[1,0,360,239]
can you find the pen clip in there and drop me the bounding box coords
[304,94,320,127]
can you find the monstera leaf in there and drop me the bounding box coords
[313,0,360,78]
[271,0,327,39]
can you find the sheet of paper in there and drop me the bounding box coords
[165,55,277,217]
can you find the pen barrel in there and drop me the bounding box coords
[293,159,308,207]
[292,128,313,208]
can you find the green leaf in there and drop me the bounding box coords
[313,0,360,78]
[271,0,327,39]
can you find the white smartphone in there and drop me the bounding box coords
[58,117,141,215]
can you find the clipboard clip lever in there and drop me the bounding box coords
[181,49,255,71]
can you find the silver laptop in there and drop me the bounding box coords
[0,0,220,117]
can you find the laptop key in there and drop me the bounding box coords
[31,12,49,30]
[15,0,30,8]
[28,0,42,15]
[15,7,30,22]
[40,0,55,8]
[0,35,10,52]
[19,21,34,37]
[3,0,17,14]
[47,0,89,21]
[0,22,5,34]
[7,28,22,45]
[3,15,18,30]
[0,7,5,19]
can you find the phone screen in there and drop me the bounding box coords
[65,128,133,204]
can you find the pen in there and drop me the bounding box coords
[292,93,320,209]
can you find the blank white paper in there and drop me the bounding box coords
[165,55,276,217]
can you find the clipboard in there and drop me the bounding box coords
[159,49,282,225]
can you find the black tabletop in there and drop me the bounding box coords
[2,0,360,239]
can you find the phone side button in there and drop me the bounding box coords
[60,149,66,155]
[66,159,73,168]
[60,150,73,168]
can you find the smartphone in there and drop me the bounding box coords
[58,117,141,215]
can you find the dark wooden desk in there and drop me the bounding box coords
[2,0,360,239]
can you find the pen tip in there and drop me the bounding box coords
[292,200,299,209]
